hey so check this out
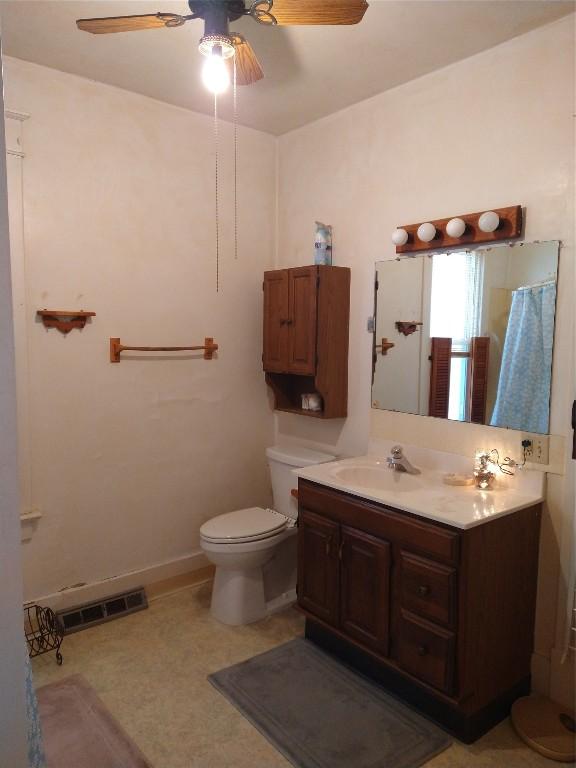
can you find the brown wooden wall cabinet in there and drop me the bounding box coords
[297,479,542,742]
[263,265,350,418]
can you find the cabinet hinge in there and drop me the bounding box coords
[375,279,379,291]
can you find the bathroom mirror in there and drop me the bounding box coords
[372,241,559,434]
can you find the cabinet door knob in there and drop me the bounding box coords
[417,644,428,657]
[418,585,430,597]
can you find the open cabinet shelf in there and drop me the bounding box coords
[265,373,328,419]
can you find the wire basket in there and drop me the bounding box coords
[24,604,63,665]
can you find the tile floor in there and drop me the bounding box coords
[33,583,566,767]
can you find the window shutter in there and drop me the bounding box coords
[429,337,452,418]
[469,336,490,424]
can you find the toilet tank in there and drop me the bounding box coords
[266,445,336,520]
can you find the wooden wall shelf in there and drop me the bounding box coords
[395,205,522,254]
[396,321,422,336]
[37,310,96,334]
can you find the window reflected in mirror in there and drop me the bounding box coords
[372,241,559,435]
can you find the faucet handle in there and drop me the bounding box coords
[391,445,403,458]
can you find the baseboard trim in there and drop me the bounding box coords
[27,550,211,611]
[146,565,215,602]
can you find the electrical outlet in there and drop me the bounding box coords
[521,434,549,465]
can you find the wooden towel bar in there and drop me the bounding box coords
[110,337,218,363]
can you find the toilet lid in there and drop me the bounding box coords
[200,507,288,543]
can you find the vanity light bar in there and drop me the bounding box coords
[392,205,522,254]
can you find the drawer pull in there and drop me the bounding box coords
[417,644,428,657]
[418,585,430,597]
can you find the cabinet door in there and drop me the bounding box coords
[340,527,391,656]
[297,509,339,626]
[263,270,289,372]
[287,266,317,375]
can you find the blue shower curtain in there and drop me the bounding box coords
[490,283,556,434]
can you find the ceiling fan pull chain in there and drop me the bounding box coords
[234,57,238,261]
[214,92,220,293]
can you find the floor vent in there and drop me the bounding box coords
[56,587,148,635]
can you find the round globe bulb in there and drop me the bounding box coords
[417,222,436,243]
[391,228,409,246]
[478,211,500,233]
[202,50,230,94]
[446,217,466,238]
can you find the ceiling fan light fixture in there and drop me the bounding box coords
[201,43,232,94]
[199,33,235,59]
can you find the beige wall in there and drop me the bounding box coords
[276,16,575,700]
[3,57,277,604]
[0,46,28,767]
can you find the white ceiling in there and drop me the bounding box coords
[1,0,574,134]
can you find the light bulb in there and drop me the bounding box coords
[446,217,466,238]
[417,222,436,243]
[391,228,409,246]
[202,46,230,94]
[478,211,500,233]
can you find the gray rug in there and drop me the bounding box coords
[209,638,451,768]
[37,674,152,768]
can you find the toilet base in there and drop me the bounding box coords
[202,528,297,626]
[211,566,267,626]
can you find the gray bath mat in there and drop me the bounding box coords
[209,638,451,768]
[37,674,152,768]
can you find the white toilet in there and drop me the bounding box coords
[200,445,335,625]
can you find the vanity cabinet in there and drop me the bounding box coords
[263,265,350,418]
[297,479,541,742]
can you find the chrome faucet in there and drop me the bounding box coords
[387,445,421,475]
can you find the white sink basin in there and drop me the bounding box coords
[293,450,546,530]
[331,464,423,492]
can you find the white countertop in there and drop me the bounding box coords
[293,454,545,530]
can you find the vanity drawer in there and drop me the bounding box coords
[299,481,460,564]
[400,551,457,628]
[397,611,455,694]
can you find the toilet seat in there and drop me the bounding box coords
[200,507,290,544]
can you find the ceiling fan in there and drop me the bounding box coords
[76,0,369,93]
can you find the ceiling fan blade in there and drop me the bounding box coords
[262,0,368,25]
[76,13,187,35]
[230,36,264,85]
